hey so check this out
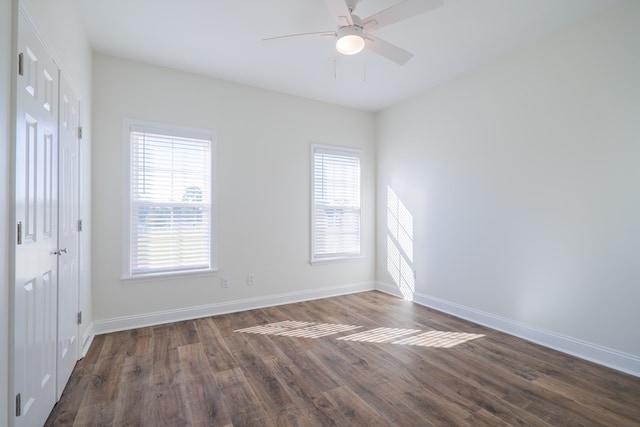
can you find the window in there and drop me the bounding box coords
[311,144,362,262]
[125,123,215,277]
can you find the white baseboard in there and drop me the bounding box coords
[93,281,376,335]
[80,323,95,358]
[376,281,640,378]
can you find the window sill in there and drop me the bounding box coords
[121,267,218,284]
[310,255,364,265]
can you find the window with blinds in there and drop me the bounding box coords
[128,124,214,277]
[311,145,362,262]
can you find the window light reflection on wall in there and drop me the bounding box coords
[387,187,415,300]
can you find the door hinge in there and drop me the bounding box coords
[78,126,83,139]
[77,311,82,325]
[78,219,83,232]
[17,222,22,245]
[16,393,21,417]
[18,52,24,76]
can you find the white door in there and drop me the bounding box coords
[56,73,80,399]
[14,12,59,427]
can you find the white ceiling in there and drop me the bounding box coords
[74,0,621,112]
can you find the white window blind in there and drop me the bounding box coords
[129,125,212,276]
[311,145,362,261]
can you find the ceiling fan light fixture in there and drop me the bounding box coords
[336,26,365,55]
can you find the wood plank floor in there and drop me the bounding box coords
[45,291,640,426]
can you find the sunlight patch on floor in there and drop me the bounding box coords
[235,321,485,348]
[393,331,485,348]
[337,327,421,343]
[234,321,361,338]
[234,320,315,335]
[275,323,362,338]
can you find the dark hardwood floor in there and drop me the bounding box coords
[45,291,640,426]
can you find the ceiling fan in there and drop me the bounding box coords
[264,0,444,65]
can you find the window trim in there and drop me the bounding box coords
[121,119,217,281]
[310,143,363,264]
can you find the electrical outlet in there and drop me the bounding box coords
[247,274,255,286]
[221,277,230,288]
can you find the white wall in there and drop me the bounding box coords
[20,0,94,352]
[1,0,15,423]
[376,0,640,369]
[91,54,376,325]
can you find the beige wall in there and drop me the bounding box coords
[376,0,640,364]
[91,54,376,323]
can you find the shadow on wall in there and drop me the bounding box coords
[386,186,415,301]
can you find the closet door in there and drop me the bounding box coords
[56,73,80,399]
[14,12,59,427]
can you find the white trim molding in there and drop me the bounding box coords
[376,281,640,378]
[81,323,95,358]
[93,282,375,335]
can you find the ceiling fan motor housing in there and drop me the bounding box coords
[264,0,444,64]
[336,15,365,55]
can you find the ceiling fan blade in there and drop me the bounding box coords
[324,0,353,27]
[364,35,413,65]
[362,0,443,32]
[263,31,336,42]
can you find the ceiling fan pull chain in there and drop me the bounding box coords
[363,51,367,83]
